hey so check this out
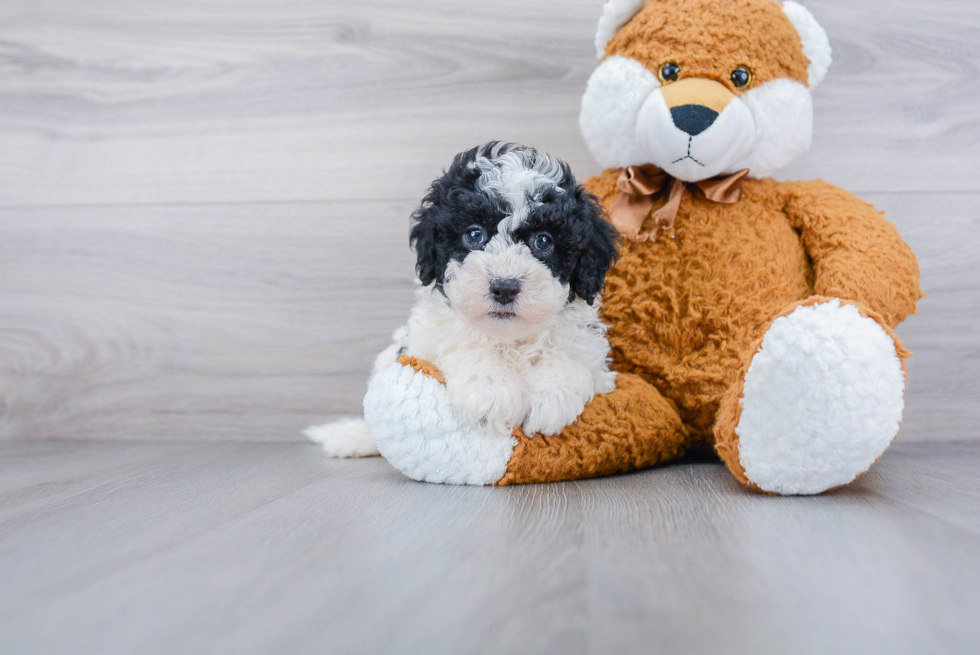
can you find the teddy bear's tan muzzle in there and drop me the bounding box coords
[661,78,736,137]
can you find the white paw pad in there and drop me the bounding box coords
[736,300,906,495]
[363,364,517,485]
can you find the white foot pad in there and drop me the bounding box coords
[736,300,906,495]
[363,364,517,486]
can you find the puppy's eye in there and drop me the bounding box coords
[531,232,553,253]
[462,226,487,249]
[659,62,681,83]
[731,66,753,89]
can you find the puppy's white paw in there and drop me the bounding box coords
[303,418,380,458]
[521,390,586,436]
[595,369,617,395]
[447,375,524,436]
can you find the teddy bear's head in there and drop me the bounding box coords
[580,0,832,182]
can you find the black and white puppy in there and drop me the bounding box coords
[306,143,619,456]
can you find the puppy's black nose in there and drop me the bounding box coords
[489,278,521,305]
[670,104,719,137]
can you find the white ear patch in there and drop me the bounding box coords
[782,1,832,87]
[580,55,659,169]
[595,0,649,59]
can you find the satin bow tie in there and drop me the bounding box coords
[608,165,750,242]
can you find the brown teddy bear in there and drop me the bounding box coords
[348,0,922,495]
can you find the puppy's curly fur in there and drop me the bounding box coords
[307,143,619,456]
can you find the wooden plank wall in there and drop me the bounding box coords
[1,0,977,442]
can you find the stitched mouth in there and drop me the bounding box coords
[672,136,705,166]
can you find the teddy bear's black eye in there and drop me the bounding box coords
[731,66,753,89]
[659,62,681,83]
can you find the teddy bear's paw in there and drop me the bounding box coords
[363,363,517,485]
[303,418,379,458]
[735,299,906,495]
[521,390,587,437]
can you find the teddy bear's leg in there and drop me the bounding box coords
[365,356,690,486]
[496,372,690,485]
[714,298,909,496]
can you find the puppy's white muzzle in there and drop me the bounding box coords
[444,237,568,341]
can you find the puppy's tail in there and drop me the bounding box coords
[305,325,406,458]
[303,418,380,458]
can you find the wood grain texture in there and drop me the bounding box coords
[2,192,976,442]
[0,201,417,441]
[0,0,978,207]
[868,193,980,442]
[0,441,978,655]
[0,0,978,442]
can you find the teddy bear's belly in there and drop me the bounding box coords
[600,199,813,439]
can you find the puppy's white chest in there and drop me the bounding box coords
[498,343,546,375]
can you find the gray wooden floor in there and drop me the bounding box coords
[1,440,978,655]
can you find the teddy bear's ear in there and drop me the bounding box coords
[594,0,649,60]
[595,1,832,89]
[781,1,833,88]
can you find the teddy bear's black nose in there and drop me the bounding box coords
[671,104,719,137]
[489,278,521,305]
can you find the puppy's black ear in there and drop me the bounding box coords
[570,189,620,305]
[409,202,441,287]
[410,145,486,286]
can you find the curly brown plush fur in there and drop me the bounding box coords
[588,172,921,442]
[605,0,810,89]
[496,372,691,485]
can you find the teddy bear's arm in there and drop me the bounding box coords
[365,356,691,486]
[779,180,923,327]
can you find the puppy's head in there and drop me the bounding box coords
[410,142,619,340]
